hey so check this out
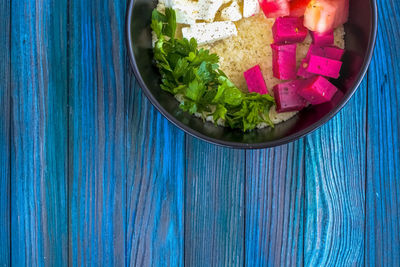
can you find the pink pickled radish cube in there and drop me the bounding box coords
[310,30,334,46]
[297,59,316,78]
[297,76,338,105]
[298,45,344,78]
[273,80,308,112]
[244,65,269,94]
[272,17,308,44]
[271,43,297,80]
[306,54,342,78]
[306,45,345,61]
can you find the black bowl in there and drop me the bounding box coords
[126,0,377,149]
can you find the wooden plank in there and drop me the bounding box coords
[366,0,400,264]
[245,143,304,266]
[125,77,185,266]
[10,0,68,265]
[0,0,10,265]
[304,82,367,265]
[185,139,245,266]
[68,0,126,265]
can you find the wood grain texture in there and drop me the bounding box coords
[68,0,126,265]
[0,0,10,265]
[185,138,245,266]
[304,81,367,266]
[245,143,304,266]
[10,0,68,265]
[366,0,400,264]
[126,77,185,267]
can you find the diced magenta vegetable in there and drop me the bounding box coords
[306,54,343,78]
[244,65,269,94]
[297,59,316,78]
[271,43,297,80]
[273,80,308,112]
[310,30,334,46]
[298,45,344,78]
[306,45,345,61]
[297,76,338,105]
[272,17,308,44]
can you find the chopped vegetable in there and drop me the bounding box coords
[298,45,344,78]
[273,80,308,112]
[336,0,349,28]
[272,17,308,44]
[152,8,275,131]
[306,45,345,61]
[304,0,349,33]
[297,61,315,78]
[259,0,290,18]
[289,0,311,17]
[271,43,297,80]
[306,54,342,78]
[310,30,334,46]
[244,65,269,95]
[297,76,338,104]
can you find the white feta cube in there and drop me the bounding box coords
[221,1,243,21]
[197,0,225,22]
[243,0,260,18]
[182,21,238,45]
[163,0,198,24]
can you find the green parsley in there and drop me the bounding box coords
[151,8,275,131]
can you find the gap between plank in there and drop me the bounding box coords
[364,69,369,267]
[183,132,187,267]
[9,0,13,265]
[302,137,306,266]
[243,149,247,267]
[66,0,71,266]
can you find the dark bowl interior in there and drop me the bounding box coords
[126,0,377,149]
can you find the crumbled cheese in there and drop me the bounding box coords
[243,0,260,18]
[163,0,198,24]
[182,21,238,45]
[221,1,243,22]
[196,0,225,22]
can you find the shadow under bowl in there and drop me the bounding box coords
[126,0,378,149]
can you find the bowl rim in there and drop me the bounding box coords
[125,0,378,149]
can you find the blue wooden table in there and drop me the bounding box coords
[0,0,399,266]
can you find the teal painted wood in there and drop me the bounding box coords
[185,139,245,266]
[366,0,400,264]
[3,0,400,265]
[125,76,185,266]
[68,0,127,265]
[10,0,68,265]
[0,0,10,265]
[245,143,304,266]
[304,81,367,266]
